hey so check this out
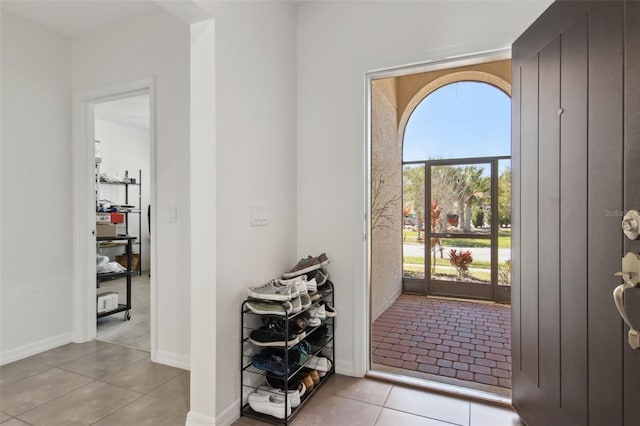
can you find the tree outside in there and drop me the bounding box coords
[403,162,511,284]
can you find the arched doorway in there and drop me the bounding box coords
[369,64,514,396]
[402,80,511,302]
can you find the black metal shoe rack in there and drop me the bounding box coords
[240,281,335,425]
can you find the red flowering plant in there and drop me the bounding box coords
[448,249,473,279]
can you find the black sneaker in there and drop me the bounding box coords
[249,320,299,347]
[306,269,329,287]
[266,373,302,391]
[306,324,330,346]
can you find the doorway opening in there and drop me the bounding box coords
[94,93,152,351]
[369,62,512,397]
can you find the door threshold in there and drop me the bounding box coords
[366,369,512,409]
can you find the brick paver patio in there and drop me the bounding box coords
[372,294,512,391]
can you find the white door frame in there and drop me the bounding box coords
[360,48,511,385]
[72,78,157,357]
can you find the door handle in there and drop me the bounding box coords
[614,252,640,350]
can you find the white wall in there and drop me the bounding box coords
[296,0,552,375]
[72,9,191,366]
[0,11,73,362]
[194,0,298,420]
[95,118,151,271]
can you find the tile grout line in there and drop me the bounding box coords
[87,392,148,426]
[0,364,57,390]
[8,375,97,419]
[379,406,464,426]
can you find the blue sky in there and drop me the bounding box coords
[403,81,511,162]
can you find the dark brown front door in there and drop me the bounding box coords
[512,1,640,425]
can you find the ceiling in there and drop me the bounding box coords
[94,94,150,130]
[0,0,161,36]
[1,1,172,129]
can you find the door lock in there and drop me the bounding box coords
[622,210,640,240]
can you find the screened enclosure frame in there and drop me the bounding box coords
[403,155,511,302]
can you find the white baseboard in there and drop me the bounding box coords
[0,332,72,366]
[335,358,356,376]
[154,350,190,370]
[186,411,216,426]
[215,399,240,426]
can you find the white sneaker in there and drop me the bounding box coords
[300,293,312,310]
[257,385,301,408]
[305,277,317,293]
[320,301,337,317]
[309,303,326,321]
[247,280,292,301]
[290,296,302,313]
[306,355,330,372]
[248,392,291,419]
[318,359,332,377]
[279,276,303,293]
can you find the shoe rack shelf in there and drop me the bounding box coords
[240,281,335,425]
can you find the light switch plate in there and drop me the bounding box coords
[251,204,268,226]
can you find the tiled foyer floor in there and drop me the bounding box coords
[1,340,521,426]
[233,374,522,426]
[372,295,512,394]
[0,341,188,425]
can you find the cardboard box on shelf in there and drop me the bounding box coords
[96,212,111,223]
[96,223,116,237]
[97,291,118,313]
[116,253,140,272]
[96,212,125,224]
[96,223,127,237]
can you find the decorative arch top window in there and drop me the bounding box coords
[403,81,511,162]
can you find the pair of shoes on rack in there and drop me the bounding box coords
[251,347,297,376]
[306,301,336,322]
[249,319,299,347]
[251,378,308,417]
[305,355,332,376]
[282,253,330,279]
[299,311,320,327]
[319,300,337,317]
[305,269,330,301]
[256,382,303,408]
[250,317,314,349]
[246,298,292,316]
[306,324,331,347]
[290,340,311,365]
[248,391,291,419]
[294,369,318,392]
[279,276,312,310]
[247,276,311,311]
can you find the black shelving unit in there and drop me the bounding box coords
[240,281,335,425]
[98,169,142,275]
[96,235,136,321]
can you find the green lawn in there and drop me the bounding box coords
[404,256,491,269]
[403,263,491,282]
[403,229,511,249]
